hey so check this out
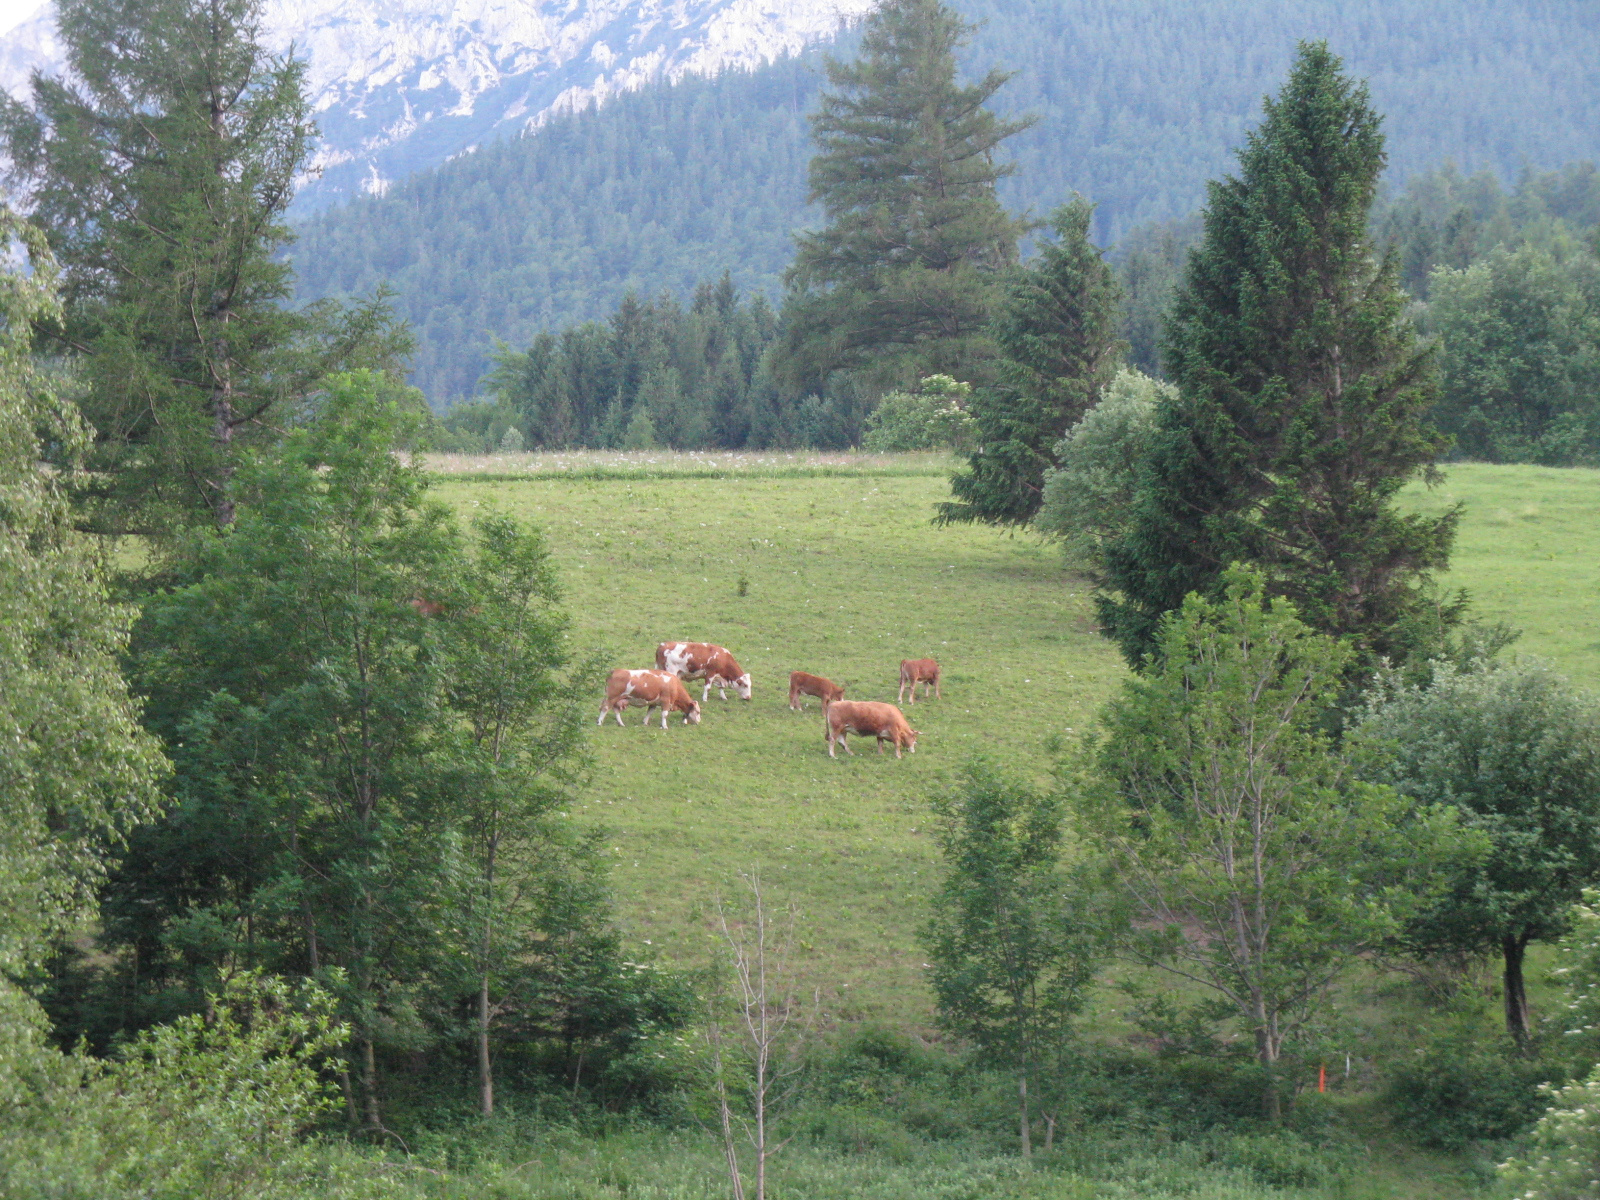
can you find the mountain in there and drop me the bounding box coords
[0,0,873,209]
[291,0,1600,403]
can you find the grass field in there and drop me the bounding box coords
[428,455,1600,1028]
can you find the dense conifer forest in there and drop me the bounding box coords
[291,0,1600,404]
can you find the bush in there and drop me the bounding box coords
[1501,1066,1600,1200]
[862,375,977,452]
[1384,1034,1559,1148]
[1035,368,1170,578]
[1209,1131,1341,1188]
[0,973,364,1200]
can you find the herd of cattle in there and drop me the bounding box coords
[599,641,938,759]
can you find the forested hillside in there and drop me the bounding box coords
[291,0,1600,403]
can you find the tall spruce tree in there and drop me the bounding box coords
[938,198,1123,526]
[0,0,405,536]
[776,0,1031,398]
[1098,42,1457,668]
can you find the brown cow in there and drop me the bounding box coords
[656,641,752,702]
[898,658,941,704]
[598,669,701,729]
[789,671,845,712]
[826,700,919,759]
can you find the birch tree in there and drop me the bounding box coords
[1073,569,1468,1118]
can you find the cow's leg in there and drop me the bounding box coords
[701,678,712,702]
[893,738,902,759]
[932,677,941,699]
[615,707,627,727]
[898,677,906,704]
[598,702,608,725]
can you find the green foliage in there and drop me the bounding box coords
[1074,569,1467,1117]
[1098,43,1459,672]
[1500,1065,1600,1200]
[1374,160,1600,302]
[292,5,1600,407]
[1427,242,1600,464]
[1553,889,1600,1065]
[1035,369,1172,580]
[435,397,520,454]
[482,280,782,450]
[0,0,406,536]
[68,371,654,1128]
[1383,1030,1556,1150]
[1108,215,1204,378]
[861,375,977,453]
[940,198,1125,527]
[777,0,1031,396]
[921,759,1111,1155]
[0,973,377,1200]
[1354,658,1600,1043]
[0,209,166,986]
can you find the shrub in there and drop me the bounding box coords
[0,973,359,1200]
[1210,1131,1341,1188]
[862,376,977,452]
[1384,1034,1558,1149]
[1501,1066,1600,1200]
[498,424,526,452]
[1035,368,1170,579]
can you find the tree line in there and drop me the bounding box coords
[291,0,1600,404]
[0,0,673,1152]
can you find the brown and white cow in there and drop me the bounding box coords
[656,641,752,702]
[826,700,919,759]
[898,658,941,704]
[789,671,845,712]
[598,669,702,729]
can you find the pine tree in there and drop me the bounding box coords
[776,0,1032,397]
[0,0,406,536]
[938,198,1124,526]
[1098,42,1457,669]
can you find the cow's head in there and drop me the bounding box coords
[735,673,752,700]
[685,701,702,725]
[907,729,920,753]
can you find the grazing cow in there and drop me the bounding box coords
[789,671,845,712]
[826,700,919,759]
[598,669,701,729]
[898,658,941,704]
[656,641,752,702]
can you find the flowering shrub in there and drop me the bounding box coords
[862,376,977,452]
[1498,890,1600,1197]
[1501,1068,1600,1200]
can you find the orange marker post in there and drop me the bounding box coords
[1318,1063,1326,1093]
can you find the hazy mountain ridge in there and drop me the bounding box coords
[0,0,872,208]
[292,0,1600,403]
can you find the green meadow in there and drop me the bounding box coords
[428,454,1600,1028]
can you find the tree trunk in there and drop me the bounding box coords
[362,1035,383,1135]
[1255,1018,1281,1122]
[1018,1073,1032,1159]
[478,849,496,1117]
[1503,933,1532,1050]
[478,975,494,1116]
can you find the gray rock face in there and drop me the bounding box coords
[0,0,868,210]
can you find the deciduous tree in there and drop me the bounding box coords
[1354,658,1600,1047]
[922,760,1109,1157]
[1074,569,1467,1118]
